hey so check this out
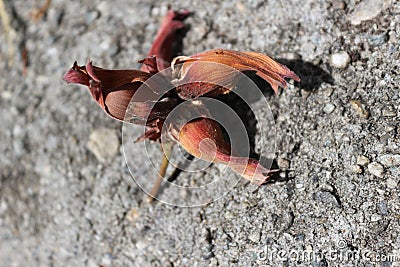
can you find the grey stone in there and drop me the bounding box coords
[370,214,382,222]
[368,162,385,177]
[323,103,336,114]
[378,154,400,167]
[387,178,398,189]
[350,165,362,174]
[315,191,340,207]
[350,100,370,118]
[332,1,346,10]
[277,158,290,169]
[368,34,389,47]
[357,156,370,166]
[390,167,400,177]
[382,110,397,117]
[248,230,261,243]
[378,201,388,215]
[85,10,100,24]
[348,0,392,25]
[87,127,120,163]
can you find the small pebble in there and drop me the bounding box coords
[316,191,339,206]
[380,134,390,145]
[368,162,384,178]
[382,110,396,117]
[350,165,362,174]
[278,158,290,169]
[301,89,311,99]
[357,155,370,166]
[87,127,120,163]
[126,208,139,222]
[378,201,388,215]
[389,31,397,43]
[350,100,370,118]
[390,167,400,177]
[280,52,301,60]
[368,34,389,46]
[330,51,350,68]
[323,103,336,114]
[248,230,261,243]
[85,10,100,24]
[323,87,333,98]
[295,183,304,189]
[378,154,400,167]
[348,0,392,25]
[224,211,235,219]
[332,0,346,10]
[370,214,382,222]
[101,253,114,266]
[1,91,12,100]
[386,178,398,189]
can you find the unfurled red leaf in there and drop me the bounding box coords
[172,49,300,99]
[171,58,241,100]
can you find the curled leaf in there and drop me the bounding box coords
[63,61,177,125]
[63,61,151,121]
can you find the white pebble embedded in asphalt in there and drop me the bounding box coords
[378,154,400,167]
[368,162,384,178]
[323,103,336,114]
[357,155,370,166]
[330,51,351,68]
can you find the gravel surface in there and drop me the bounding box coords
[1,0,399,266]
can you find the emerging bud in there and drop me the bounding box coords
[141,9,192,72]
[175,118,274,185]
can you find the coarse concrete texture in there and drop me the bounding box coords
[0,0,399,266]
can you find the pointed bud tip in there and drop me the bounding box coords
[63,62,91,86]
[287,71,301,83]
